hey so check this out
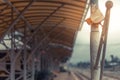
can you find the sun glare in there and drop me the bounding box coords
[98,0,120,43]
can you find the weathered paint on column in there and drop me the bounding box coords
[90,0,100,80]
[90,27,100,80]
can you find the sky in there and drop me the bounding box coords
[70,0,120,63]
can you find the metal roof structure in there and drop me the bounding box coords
[0,0,90,80]
[0,0,90,61]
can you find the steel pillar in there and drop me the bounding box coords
[31,55,35,80]
[23,26,27,80]
[90,27,100,80]
[10,27,15,80]
[36,53,41,71]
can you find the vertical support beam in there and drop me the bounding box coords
[10,6,15,80]
[31,54,35,80]
[23,25,27,80]
[40,53,42,71]
[46,54,49,71]
[35,36,41,71]
[10,27,15,80]
[90,0,100,80]
[10,50,15,80]
[31,34,36,80]
[90,27,100,80]
[23,49,27,80]
[41,53,43,71]
[36,53,41,71]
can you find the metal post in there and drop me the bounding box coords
[90,27,100,80]
[31,54,35,80]
[23,25,27,80]
[100,1,113,80]
[90,0,100,80]
[37,53,41,71]
[10,52,15,80]
[23,48,27,80]
[10,27,15,80]
[10,6,15,80]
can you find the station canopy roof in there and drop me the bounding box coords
[0,0,89,61]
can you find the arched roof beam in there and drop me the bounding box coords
[35,0,86,8]
[48,43,72,51]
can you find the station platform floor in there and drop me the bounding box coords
[53,72,76,80]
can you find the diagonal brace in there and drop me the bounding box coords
[27,18,65,62]
[13,4,64,62]
[0,0,34,43]
[3,0,33,31]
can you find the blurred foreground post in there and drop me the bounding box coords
[90,0,113,80]
[100,1,113,80]
[90,0,100,80]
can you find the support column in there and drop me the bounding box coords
[31,54,35,80]
[36,53,41,71]
[10,29,15,80]
[90,0,100,80]
[10,50,15,80]
[90,27,100,80]
[23,49,27,80]
[23,26,27,80]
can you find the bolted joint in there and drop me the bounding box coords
[106,1,113,9]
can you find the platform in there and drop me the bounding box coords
[53,72,76,80]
